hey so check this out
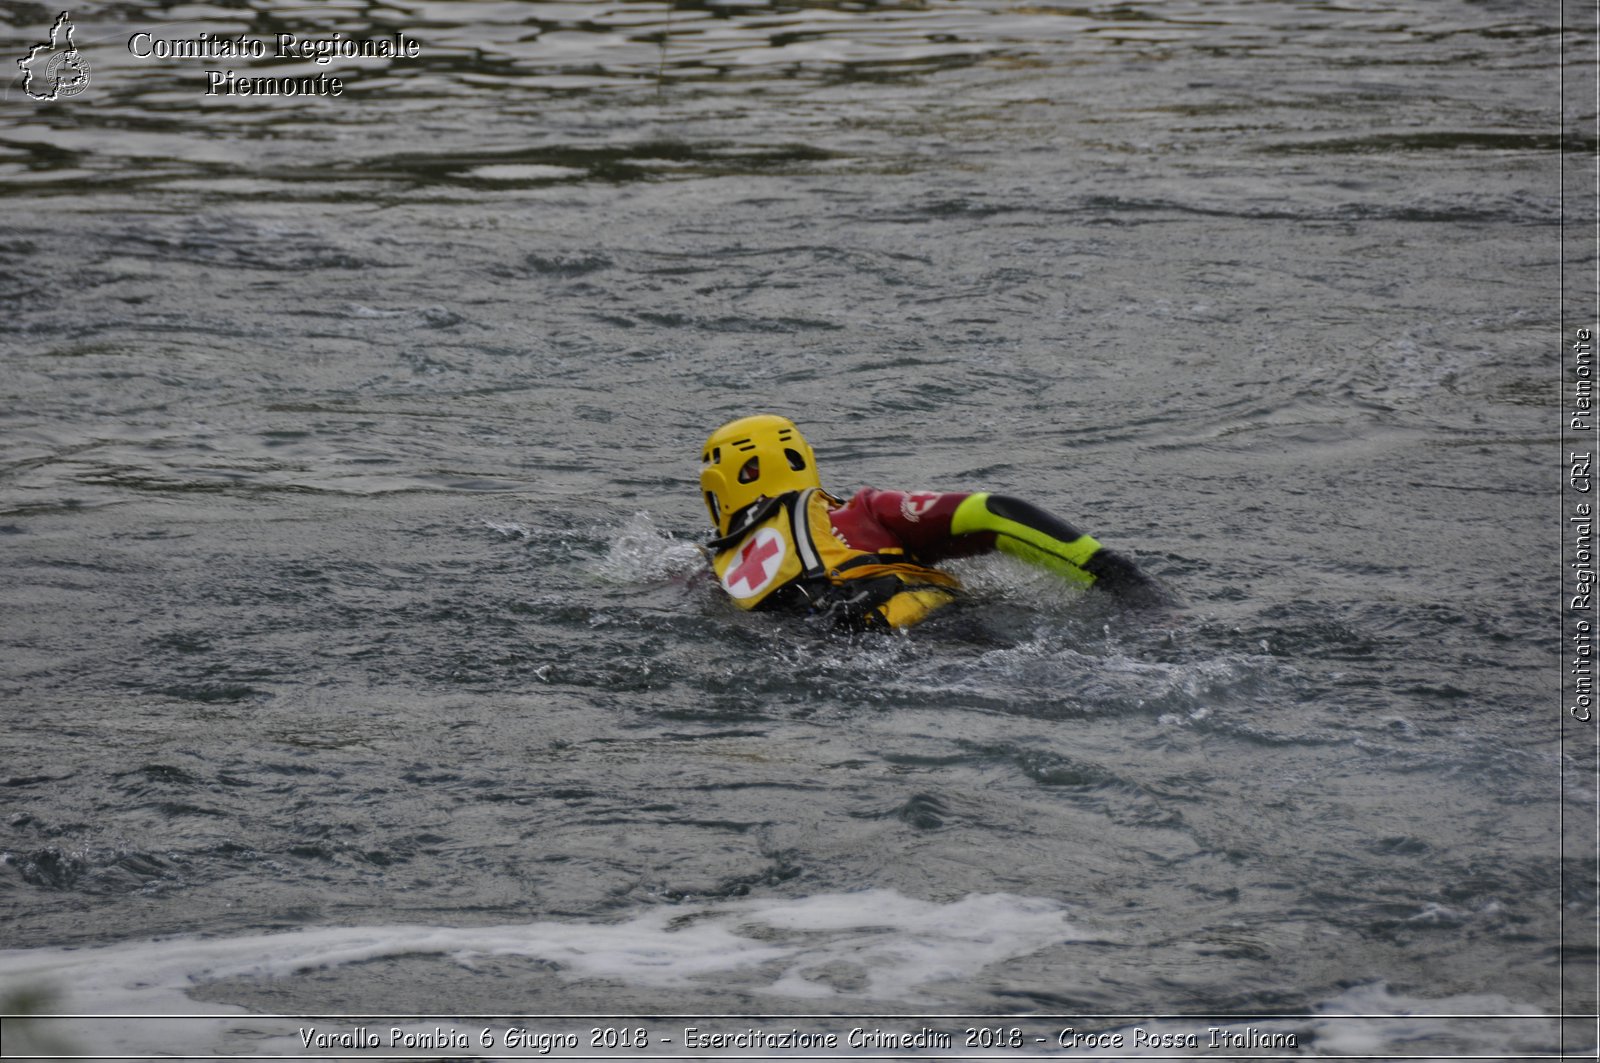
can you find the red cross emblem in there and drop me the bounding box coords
[901,491,940,523]
[722,528,786,598]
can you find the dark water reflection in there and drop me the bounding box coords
[0,1,1572,199]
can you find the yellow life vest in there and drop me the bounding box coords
[708,488,960,629]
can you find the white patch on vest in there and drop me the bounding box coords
[900,492,940,523]
[722,527,787,599]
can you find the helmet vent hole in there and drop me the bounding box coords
[784,448,806,472]
[738,457,760,484]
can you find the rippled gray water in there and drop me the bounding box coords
[0,0,1591,1058]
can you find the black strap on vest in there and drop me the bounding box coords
[706,493,791,552]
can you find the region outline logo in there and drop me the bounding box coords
[18,10,90,101]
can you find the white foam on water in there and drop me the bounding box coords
[589,510,706,583]
[0,895,1564,1060]
[741,891,1075,1000]
[482,518,533,540]
[0,889,1077,1058]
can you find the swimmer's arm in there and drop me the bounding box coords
[856,489,990,557]
[950,493,1165,606]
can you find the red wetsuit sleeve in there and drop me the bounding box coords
[843,488,996,561]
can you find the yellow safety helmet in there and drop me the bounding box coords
[699,414,821,536]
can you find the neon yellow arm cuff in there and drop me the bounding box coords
[950,492,1102,586]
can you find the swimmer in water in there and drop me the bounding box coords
[699,414,1163,630]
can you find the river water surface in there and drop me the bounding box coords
[0,0,1591,1059]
